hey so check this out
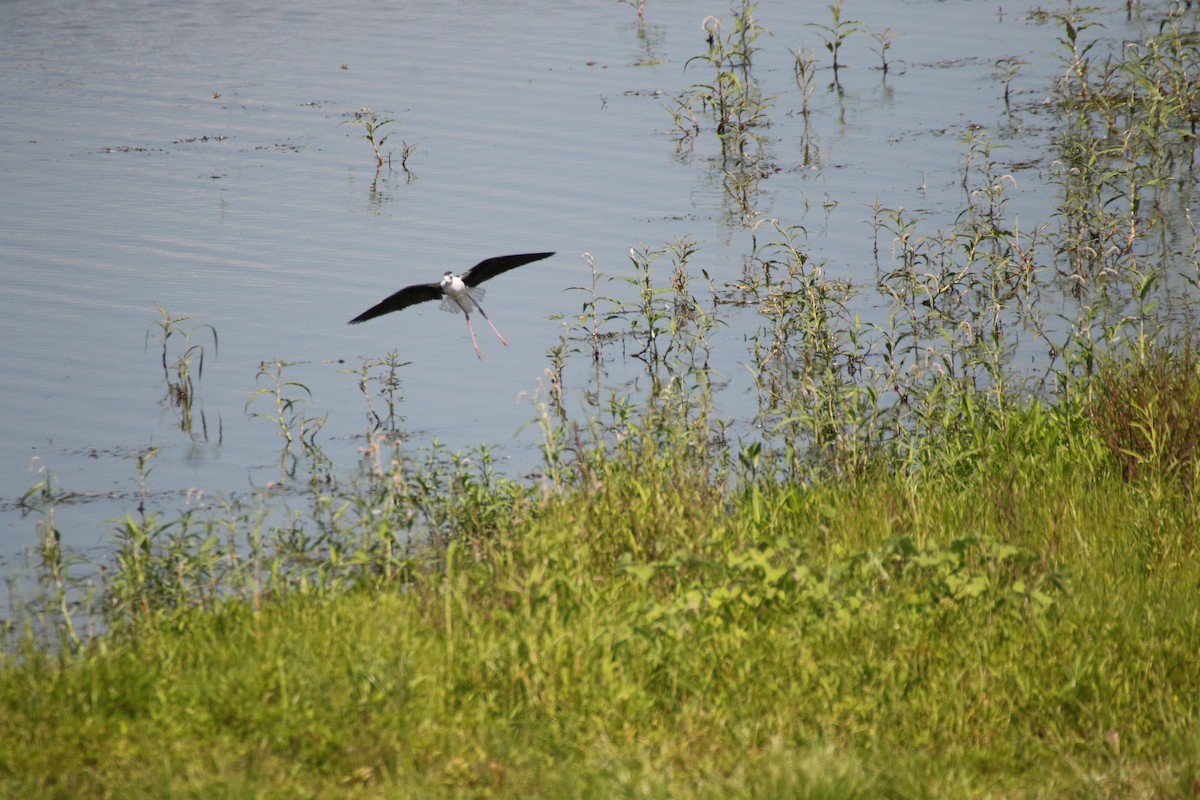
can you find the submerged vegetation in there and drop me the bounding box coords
[5,1,1200,797]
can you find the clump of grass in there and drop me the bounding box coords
[1088,343,1200,490]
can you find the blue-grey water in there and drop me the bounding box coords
[0,0,1170,571]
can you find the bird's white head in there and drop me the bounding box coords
[441,271,468,297]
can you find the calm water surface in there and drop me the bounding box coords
[0,0,1160,568]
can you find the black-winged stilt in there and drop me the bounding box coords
[349,252,554,359]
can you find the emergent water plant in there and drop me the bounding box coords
[145,303,218,437]
[345,350,410,438]
[679,3,773,162]
[868,26,902,75]
[809,0,861,77]
[342,111,396,168]
[246,360,329,483]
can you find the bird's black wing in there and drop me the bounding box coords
[460,252,554,287]
[348,282,442,324]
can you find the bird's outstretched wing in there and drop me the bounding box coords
[460,252,554,287]
[348,282,442,324]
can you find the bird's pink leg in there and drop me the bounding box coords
[465,317,484,360]
[474,303,509,347]
[484,318,509,347]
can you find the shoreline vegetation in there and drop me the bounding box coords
[4,2,1200,797]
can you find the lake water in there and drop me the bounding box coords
[0,0,1177,570]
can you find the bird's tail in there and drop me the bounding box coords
[439,286,486,314]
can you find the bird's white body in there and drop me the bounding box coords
[438,270,503,357]
[439,271,482,315]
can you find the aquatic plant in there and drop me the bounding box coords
[397,138,417,178]
[1047,5,1103,103]
[993,56,1027,117]
[345,350,410,437]
[341,111,396,168]
[809,0,860,77]
[680,3,772,162]
[664,94,701,141]
[792,47,818,115]
[868,26,901,75]
[1042,5,1200,383]
[618,0,646,25]
[246,360,328,483]
[145,304,218,437]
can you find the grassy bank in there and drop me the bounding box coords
[3,389,1199,798]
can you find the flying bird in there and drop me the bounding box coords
[348,252,554,359]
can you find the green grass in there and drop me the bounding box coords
[3,397,1198,799]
